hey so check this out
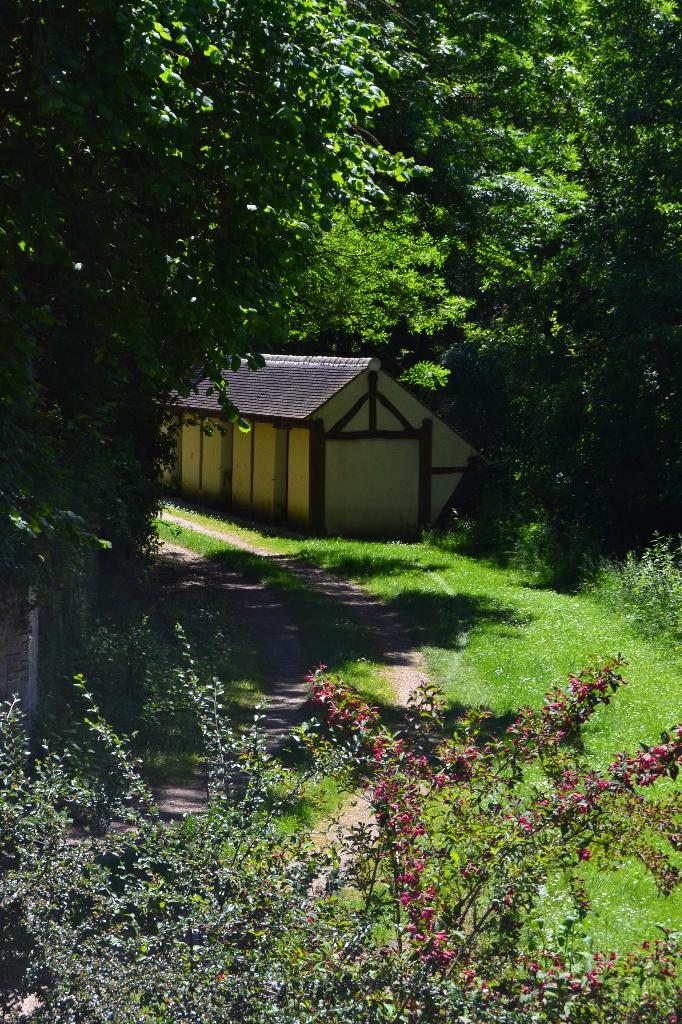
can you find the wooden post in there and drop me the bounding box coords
[249,422,255,506]
[198,417,204,494]
[220,420,233,509]
[273,427,288,524]
[368,369,378,431]
[283,428,290,525]
[175,413,184,491]
[309,420,326,533]
[418,418,432,527]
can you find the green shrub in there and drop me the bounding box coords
[591,536,682,644]
[1,654,680,1022]
[508,518,600,589]
[435,513,596,589]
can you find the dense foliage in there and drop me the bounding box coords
[592,535,682,646]
[0,0,409,584]
[1,654,680,1021]
[291,0,682,554]
[3,0,680,584]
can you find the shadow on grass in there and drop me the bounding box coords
[200,543,531,733]
[295,546,456,581]
[386,589,530,649]
[205,545,384,676]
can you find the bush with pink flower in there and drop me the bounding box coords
[0,655,679,1022]
[309,658,681,1020]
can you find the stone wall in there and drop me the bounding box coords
[0,587,39,712]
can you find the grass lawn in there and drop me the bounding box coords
[161,502,682,949]
[162,502,680,767]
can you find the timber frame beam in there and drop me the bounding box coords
[309,420,326,533]
[418,418,433,527]
[326,370,418,441]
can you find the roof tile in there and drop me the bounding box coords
[175,354,377,420]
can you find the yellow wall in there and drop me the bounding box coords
[176,416,233,506]
[160,414,181,486]
[273,429,288,521]
[232,423,252,511]
[375,371,477,521]
[252,422,275,517]
[325,438,419,536]
[201,419,223,502]
[180,419,202,495]
[316,366,478,535]
[249,422,288,521]
[287,428,310,527]
[220,423,233,502]
[316,371,371,433]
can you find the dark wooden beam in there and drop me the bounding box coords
[199,417,204,493]
[283,428,290,526]
[431,465,469,475]
[309,420,326,533]
[368,370,377,431]
[376,389,413,431]
[418,418,433,527]
[327,390,369,435]
[175,414,183,488]
[249,423,255,505]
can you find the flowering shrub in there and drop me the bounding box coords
[310,659,682,1020]
[0,655,680,1022]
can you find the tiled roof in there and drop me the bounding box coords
[175,354,379,421]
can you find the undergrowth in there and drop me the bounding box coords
[590,536,682,649]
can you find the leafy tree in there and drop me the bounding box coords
[0,0,410,583]
[288,209,469,349]
[450,0,682,549]
[290,0,682,554]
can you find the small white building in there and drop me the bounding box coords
[165,355,479,537]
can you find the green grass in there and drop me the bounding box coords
[541,860,682,954]
[161,504,682,950]
[159,518,396,711]
[163,503,681,767]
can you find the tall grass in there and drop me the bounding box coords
[590,535,682,648]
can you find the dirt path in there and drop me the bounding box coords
[162,512,426,707]
[157,542,307,739]
[152,541,306,817]
[153,514,427,825]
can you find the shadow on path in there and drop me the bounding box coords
[159,515,532,819]
[151,543,306,819]
[163,514,429,707]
